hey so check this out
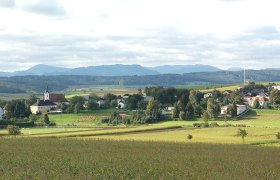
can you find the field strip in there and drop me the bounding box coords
[32,125,183,137]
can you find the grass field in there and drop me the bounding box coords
[1,109,280,146]
[84,126,280,144]
[0,93,31,101]
[48,109,119,126]
[200,84,239,92]
[0,138,279,179]
[65,85,140,98]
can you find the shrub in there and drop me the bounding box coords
[122,117,131,125]
[276,132,280,139]
[49,121,56,126]
[193,123,202,128]
[101,118,110,124]
[7,125,21,136]
[209,122,219,127]
[193,123,209,128]
[187,134,193,140]
[201,123,209,128]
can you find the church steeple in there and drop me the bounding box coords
[44,86,50,101]
[45,86,49,93]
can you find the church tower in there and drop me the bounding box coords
[44,86,50,101]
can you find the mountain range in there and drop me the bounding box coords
[0,64,242,77]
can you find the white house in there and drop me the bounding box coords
[30,100,57,114]
[0,107,4,120]
[220,104,248,116]
[272,86,280,90]
[220,105,228,115]
[97,98,105,107]
[204,93,213,98]
[236,105,247,115]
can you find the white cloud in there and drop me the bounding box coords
[0,0,15,8]
[0,0,280,71]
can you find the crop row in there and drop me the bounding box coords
[0,138,280,179]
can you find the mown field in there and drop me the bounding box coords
[65,85,140,98]
[0,138,280,179]
[1,109,280,146]
[83,126,280,144]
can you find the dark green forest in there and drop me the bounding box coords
[0,69,280,93]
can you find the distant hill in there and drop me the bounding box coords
[0,64,222,77]
[23,64,70,75]
[149,64,221,74]
[65,64,159,76]
[1,69,280,93]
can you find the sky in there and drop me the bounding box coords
[0,0,280,72]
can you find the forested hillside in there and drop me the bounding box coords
[0,69,280,93]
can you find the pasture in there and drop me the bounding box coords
[0,138,279,179]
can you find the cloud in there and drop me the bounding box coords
[21,0,66,16]
[0,0,15,8]
[0,25,280,72]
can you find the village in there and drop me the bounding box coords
[1,82,280,125]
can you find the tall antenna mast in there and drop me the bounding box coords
[243,68,246,86]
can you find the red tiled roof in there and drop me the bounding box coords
[49,94,67,103]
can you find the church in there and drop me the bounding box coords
[30,87,67,114]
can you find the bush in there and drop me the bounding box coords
[201,123,209,128]
[187,134,193,140]
[209,122,219,127]
[122,117,131,125]
[7,125,21,136]
[220,124,247,127]
[276,132,280,139]
[101,118,110,124]
[49,121,56,126]
[193,123,209,128]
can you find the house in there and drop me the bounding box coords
[30,87,58,114]
[220,104,248,116]
[243,95,270,107]
[117,95,129,109]
[117,100,126,109]
[161,106,174,114]
[97,98,105,107]
[220,105,228,115]
[204,93,213,98]
[236,105,247,115]
[30,100,57,114]
[272,85,280,90]
[0,107,4,120]
[49,94,68,105]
